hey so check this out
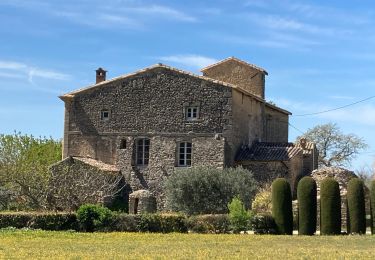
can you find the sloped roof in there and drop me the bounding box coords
[295,140,316,155]
[200,57,268,75]
[73,157,119,172]
[236,142,302,161]
[59,63,290,115]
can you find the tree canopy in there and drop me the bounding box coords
[297,123,367,168]
[0,132,62,209]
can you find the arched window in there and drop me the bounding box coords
[136,138,150,166]
[178,142,192,167]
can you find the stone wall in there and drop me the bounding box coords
[264,106,289,143]
[64,67,233,164]
[202,59,266,98]
[117,135,225,210]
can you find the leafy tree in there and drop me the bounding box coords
[0,132,61,209]
[165,166,257,215]
[297,123,367,167]
[228,196,252,233]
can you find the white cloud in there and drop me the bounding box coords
[0,60,70,83]
[123,5,197,22]
[158,55,218,69]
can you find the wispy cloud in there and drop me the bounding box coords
[0,60,70,83]
[319,104,375,126]
[122,5,197,22]
[158,55,218,69]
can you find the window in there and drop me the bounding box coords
[136,138,150,166]
[185,107,199,121]
[178,142,192,167]
[101,110,110,121]
[120,139,127,149]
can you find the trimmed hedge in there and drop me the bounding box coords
[320,178,341,235]
[77,204,113,232]
[251,213,277,234]
[186,214,230,234]
[297,176,317,235]
[0,212,78,230]
[272,178,293,235]
[370,180,375,235]
[347,178,366,234]
[137,214,188,233]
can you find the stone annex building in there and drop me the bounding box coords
[53,57,318,211]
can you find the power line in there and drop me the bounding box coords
[293,95,375,117]
[288,122,305,135]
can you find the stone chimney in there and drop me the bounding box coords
[96,67,107,84]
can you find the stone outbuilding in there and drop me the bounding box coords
[129,190,157,214]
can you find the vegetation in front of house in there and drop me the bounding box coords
[272,178,293,235]
[297,176,317,236]
[320,178,341,235]
[227,196,252,233]
[371,180,375,234]
[164,166,257,215]
[1,230,375,259]
[0,132,61,210]
[347,178,366,234]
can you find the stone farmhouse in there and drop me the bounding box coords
[53,57,318,210]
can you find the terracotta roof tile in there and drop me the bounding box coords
[236,142,302,161]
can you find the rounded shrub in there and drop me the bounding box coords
[297,176,317,235]
[370,180,375,235]
[77,204,113,232]
[272,178,293,235]
[347,178,366,234]
[320,178,341,235]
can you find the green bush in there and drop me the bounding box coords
[186,214,230,234]
[320,178,341,235]
[0,212,78,230]
[272,178,293,235]
[76,204,113,232]
[251,213,277,234]
[371,180,375,235]
[347,178,366,234]
[165,166,257,215]
[137,214,188,233]
[228,196,252,233]
[108,214,141,232]
[297,176,317,235]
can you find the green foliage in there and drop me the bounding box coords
[347,178,366,234]
[271,178,293,235]
[251,185,272,214]
[320,178,341,235]
[251,213,277,234]
[186,215,230,234]
[371,180,375,235]
[76,204,113,232]
[0,212,78,230]
[137,214,188,233]
[228,196,252,233]
[165,166,257,215]
[297,176,317,235]
[0,132,62,209]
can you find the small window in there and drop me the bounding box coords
[136,138,150,166]
[185,107,199,121]
[101,110,110,121]
[178,142,192,167]
[120,139,127,149]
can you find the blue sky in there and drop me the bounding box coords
[1,0,375,171]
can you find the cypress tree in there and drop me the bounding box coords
[320,178,341,235]
[272,178,293,235]
[297,176,317,235]
[370,180,375,235]
[347,178,366,234]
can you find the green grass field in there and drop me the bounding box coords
[0,230,374,259]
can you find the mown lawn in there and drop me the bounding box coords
[0,230,374,259]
